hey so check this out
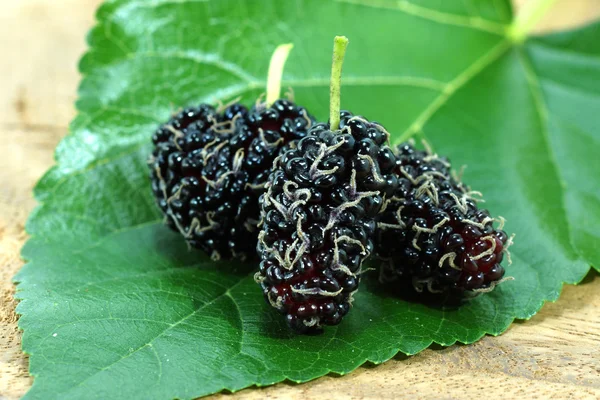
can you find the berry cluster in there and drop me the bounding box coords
[374,142,512,295]
[149,107,513,332]
[149,99,314,260]
[255,112,396,332]
[148,37,513,333]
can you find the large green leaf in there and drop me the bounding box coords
[16,0,600,399]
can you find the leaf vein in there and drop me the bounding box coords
[59,275,249,395]
[397,39,511,143]
[516,47,579,264]
[335,0,508,35]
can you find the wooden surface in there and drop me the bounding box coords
[1,1,599,399]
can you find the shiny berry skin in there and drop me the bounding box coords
[149,99,315,260]
[256,112,396,333]
[375,141,512,295]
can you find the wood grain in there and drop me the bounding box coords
[1,1,599,399]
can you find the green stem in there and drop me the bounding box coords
[508,0,558,43]
[329,36,349,131]
[266,43,294,107]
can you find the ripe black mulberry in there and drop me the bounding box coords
[149,99,314,260]
[256,112,399,332]
[374,141,513,295]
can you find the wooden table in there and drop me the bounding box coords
[1,1,599,398]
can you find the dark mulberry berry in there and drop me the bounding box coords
[256,112,396,332]
[374,141,513,295]
[149,99,315,260]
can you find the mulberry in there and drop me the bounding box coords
[256,112,398,332]
[374,141,513,295]
[149,99,314,260]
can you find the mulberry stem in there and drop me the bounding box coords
[329,36,349,131]
[266,43,294,107]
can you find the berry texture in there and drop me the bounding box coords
[375,141,513,295]
[149,99,314,260]
[256,112,398,332]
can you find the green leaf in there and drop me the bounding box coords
[16,0,600,399]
